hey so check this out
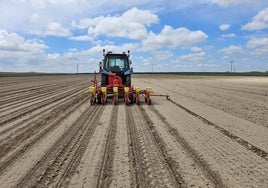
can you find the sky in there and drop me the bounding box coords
[0,0,268,73]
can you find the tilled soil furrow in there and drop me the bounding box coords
[109,105,133,187]
[16,105,103,188]
[0,82,87,115]
[125,105,141,188]
[0,85,87,126]
[0,101,92,187]
[68,105,113,187]
[0,89,86,139]
[156,99,268,187]
[0,77,84,97]
[168,99,268,160]
[138,106,186,187]
[144,105,224,187]
[194,84,268,97]
[0,93,88,173]
[147,79,268,127]
[96,105,118,188]
[0,80,86,110]
[0,80,81,104]
[54,107,105,188]
[126,105,179,187]
[145,79,268,151]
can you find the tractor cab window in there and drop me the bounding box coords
[105,56,129,72]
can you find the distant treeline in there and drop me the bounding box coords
[1,71,268,77]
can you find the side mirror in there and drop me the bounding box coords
[130,60,132,65]
[99,61,103,73]
[130,67,133,73]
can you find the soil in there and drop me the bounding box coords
[0,74,267,187]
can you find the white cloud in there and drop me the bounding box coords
[242,8,268,31]
[29,22,72,37]
[47,53,60,59]
[151,50,173,61]
[247,38,268,57]
[69,35,94,41]
[190,46,203,52]
[219,24,231,31]
[249,47,268,57]
[88,43,140,55]
[142,25,208,51]
[221,33,236,38]
[29,13,40,22]
[44,22,72,37]
[206,0,264,8]
[178,52,206,62]
[218,45,244,56]
[0,30,48,71]
[0,30,46,52]
[12,0,87,9]
[72,7,159,40]
[247,38,268,48]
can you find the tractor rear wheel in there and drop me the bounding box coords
[125,75,131,87]
[101,74,107,86]
[97,93,101,104]
[129,93,135,104]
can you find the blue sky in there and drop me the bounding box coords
[0,0,268,73]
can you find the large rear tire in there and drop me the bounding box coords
[129,93,135,104]
[101,74,107,86]
[97,93,101,104]
[125,75,131,87]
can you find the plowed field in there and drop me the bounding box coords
[0,74,267,188]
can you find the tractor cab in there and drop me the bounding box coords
[104,53,129,74]
[100,50,132,87]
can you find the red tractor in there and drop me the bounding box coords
[89,49,169,105]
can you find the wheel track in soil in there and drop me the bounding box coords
[0,92,88,174]
[96,105,118,188]
[125,105,141,188]
[145,80,268,159]
[143,104,225,187]
[167,99,268,160]
[109,105,134,187]
[0,84,88,126]
[126,105,181,187]
[16,105,104,187]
